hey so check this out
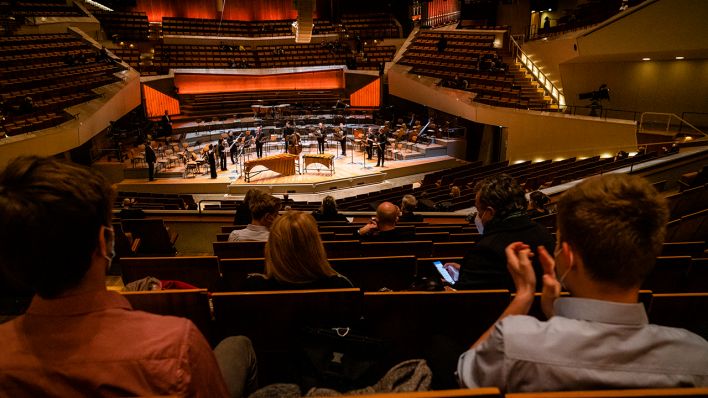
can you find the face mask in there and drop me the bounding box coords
[554,243,570,290]
[104,226,116,268]
[474,213,485,235]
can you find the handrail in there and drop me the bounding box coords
[639,112,706,139]
[506,34,565,108]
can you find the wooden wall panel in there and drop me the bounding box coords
[174,70,345,95]
[349,78,380,108]
[143,85,180,117]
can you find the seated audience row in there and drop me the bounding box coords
[0,156,705,395]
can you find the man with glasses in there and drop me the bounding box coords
[444,174,554,290]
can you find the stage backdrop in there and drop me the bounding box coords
[174,69,345,95]
[135,0,325,22]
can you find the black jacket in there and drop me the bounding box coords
[456,214,555,291]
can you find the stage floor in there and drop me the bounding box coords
[117,146,464,195]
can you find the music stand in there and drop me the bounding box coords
[346,136,358,165]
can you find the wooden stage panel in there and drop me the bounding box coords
[175,69,345,95]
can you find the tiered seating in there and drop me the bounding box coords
[162,17,295,38]
[335,153,659,212]
[179,89,342,118]
[0,33,126,135]
[341,13,401,39]
[13,0,85,18]
[111,47,141,70]
[114,192,196,210]
[150,43,258,74]
[257,43,348,68]
[93,10,149,42]
[399,31,551,109]
[358,44,396,70]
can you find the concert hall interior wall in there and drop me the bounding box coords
[173,69,344,95]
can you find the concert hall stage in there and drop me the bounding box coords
[116,151,463,195]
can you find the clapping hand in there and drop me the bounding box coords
[505,242,536,297]
[538,246,561,318]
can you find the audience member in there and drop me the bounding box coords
[118,198,145,219]
[312,195,348,222]
[355,201,413,241]
[445,174,554,290]
[399,194,424,222]
[526,190,551,219]
[458,174,708,392]
[0,156,258,397]
[233,189,260,226]
[243,211,353,291]
[450,185,461,198]
[228,193,280,241]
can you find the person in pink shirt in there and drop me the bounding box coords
[0,156,257,398]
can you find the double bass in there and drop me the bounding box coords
[287,132,302,155]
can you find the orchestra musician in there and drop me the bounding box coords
[243,130,253,158]
[229,133,243,164]
[338,123,347,156]
[283,121,294,153]
[217,138,227,171]
[375,127,387,167]
[226,132,235,164]
[206,144,217,179]
[365,127,375,160]
[287,130,302,155]
[315,127,326,154]
[161,110,172,137]
[255,126,266,158]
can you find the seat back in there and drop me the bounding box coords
[641,256,692,293]
[323,240,361,258]
[506,387,708,398]
[213,241,267,259]
[121,256,221,291]
[218,258,266,291]
[329,256,417,291]
[361,241,433,258]
[362,290,510,367]
[121,289,212,341]
[432,242,474,257]
[121,219,177,255]
[649,293,708,339]
[211,288,362,384]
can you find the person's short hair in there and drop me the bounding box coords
[529,191,550,209]
[557,174,668,288]
[376,201,399,227]
[243,189,262,206]
[0,156,114,298]
[265,211,336,283]
[320,195,338,215]
[450,186,461,198]
[475,174,527,220]
[401,194,417,212]
[249,193,281,221]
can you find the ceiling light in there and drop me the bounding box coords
[675,56,684,60]
[642,57,651,61]
[548,8,552,11]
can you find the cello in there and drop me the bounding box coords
[288,131,302,155]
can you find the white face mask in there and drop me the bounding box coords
[104,226,116,269]
[474,213,485,235]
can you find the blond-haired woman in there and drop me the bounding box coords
[243,211,353,290]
